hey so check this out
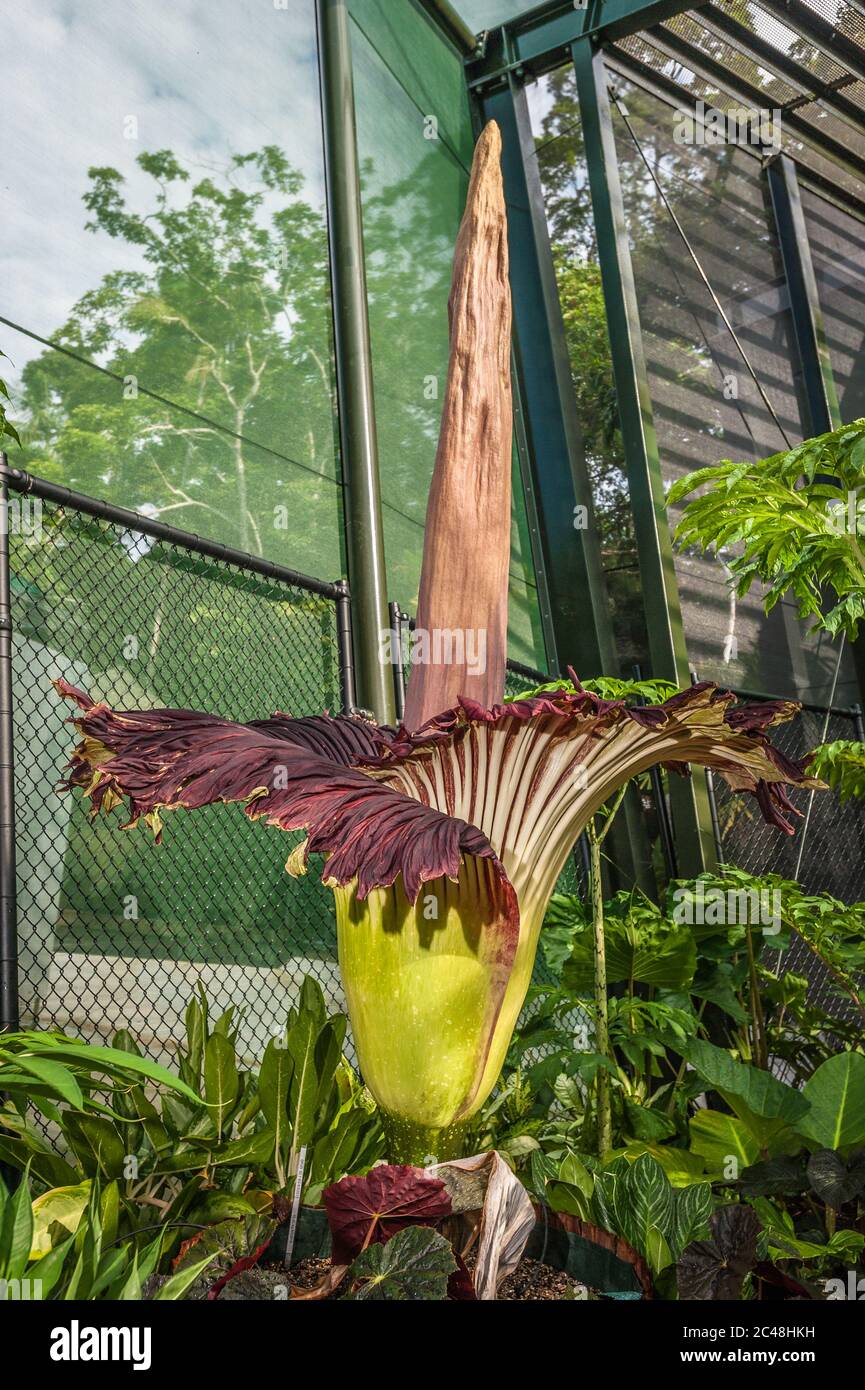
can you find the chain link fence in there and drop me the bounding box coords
[2,468,864,1066]
[709,697,865,1019]
[2,468,351,1066]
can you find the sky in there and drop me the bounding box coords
[0,0,326,380]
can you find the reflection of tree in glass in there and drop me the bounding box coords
[358,146,543,662]
[18,146,339,567]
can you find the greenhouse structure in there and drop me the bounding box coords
[1,0,865,1319]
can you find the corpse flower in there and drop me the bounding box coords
[55,124,819,1164]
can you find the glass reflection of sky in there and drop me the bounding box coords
[1,0,324,371]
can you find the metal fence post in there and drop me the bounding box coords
[316,0,395,726]
[334,579,357,717]
[388,601,407,724]
[0,458,19,1030]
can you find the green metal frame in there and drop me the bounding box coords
[766,154,842,437]
[764,154,865,709]
[571,35,715,873]
[316,0,395,724]
[479,76,618,681]
[479,67,656,894]
[465,0,694,90]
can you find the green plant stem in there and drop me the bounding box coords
[588,816,612,1159]
[745,923,769,1070]
[379,1113,467,1166]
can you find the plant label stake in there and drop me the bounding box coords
[283,1144,308,1270]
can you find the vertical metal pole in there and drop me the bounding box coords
[766,153,841,437]
[633,664,678,879]
[334,580,357,717]
[316,0,394,724]
[0,460,19,1030]
[704,770,725,868]
[388,601,406,724]
[572,36,716,875]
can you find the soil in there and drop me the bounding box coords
[283,1254,590,1301]
[497,1257,590,1301]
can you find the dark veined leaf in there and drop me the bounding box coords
[737,1155,809,1198]
[670,1183,713,1260]
[806,1149,865,1209]
[323,1165,452,1265]
[677,1204,761,1301]
[345,1225,456,1300]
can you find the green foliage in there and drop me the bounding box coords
[807,739,865,801]
[506,675,678,706]
[0,1029,200,1126]
[549,892,697,992]
[668,419,865,639]
[798,1054,865,1150]
[1,979,383,1256]
[0,351,21,447]
[344,1225,456,1301]
[0,1170,214,1301]
[544,1151,713,1278]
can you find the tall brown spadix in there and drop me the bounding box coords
[402,121,512,732]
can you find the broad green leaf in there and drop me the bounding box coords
[287,1012,319,1149]
[31,1234,75,1298]
[564,919,696,992]
[623,1142,706,1187]
[559,1151,594,1198]
[30,1181,91,1259]
[645,1225,674,1276]
[184,994,206,1088]
[152,1252,218,1300]
[10,1055,84,1110]
[204,1033,239,1139]
[313,1016,347,1114]
[799,1053,865,1150]
[298,976,327,1034]
[65,1114,126,1179]
[17,1038,201,1103]
[0,1135,78,1189]
[547,1181,592,1220]
[258,1039,291,1159]
[689,1110,760,1177]
[1,1169,34,1280]
[680,1038,809,1125]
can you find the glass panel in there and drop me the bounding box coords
[528,70,650,674]
[1,0,342,581]
[349,1,548,668]
[800,186,865,423]
[609,75,855,706]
